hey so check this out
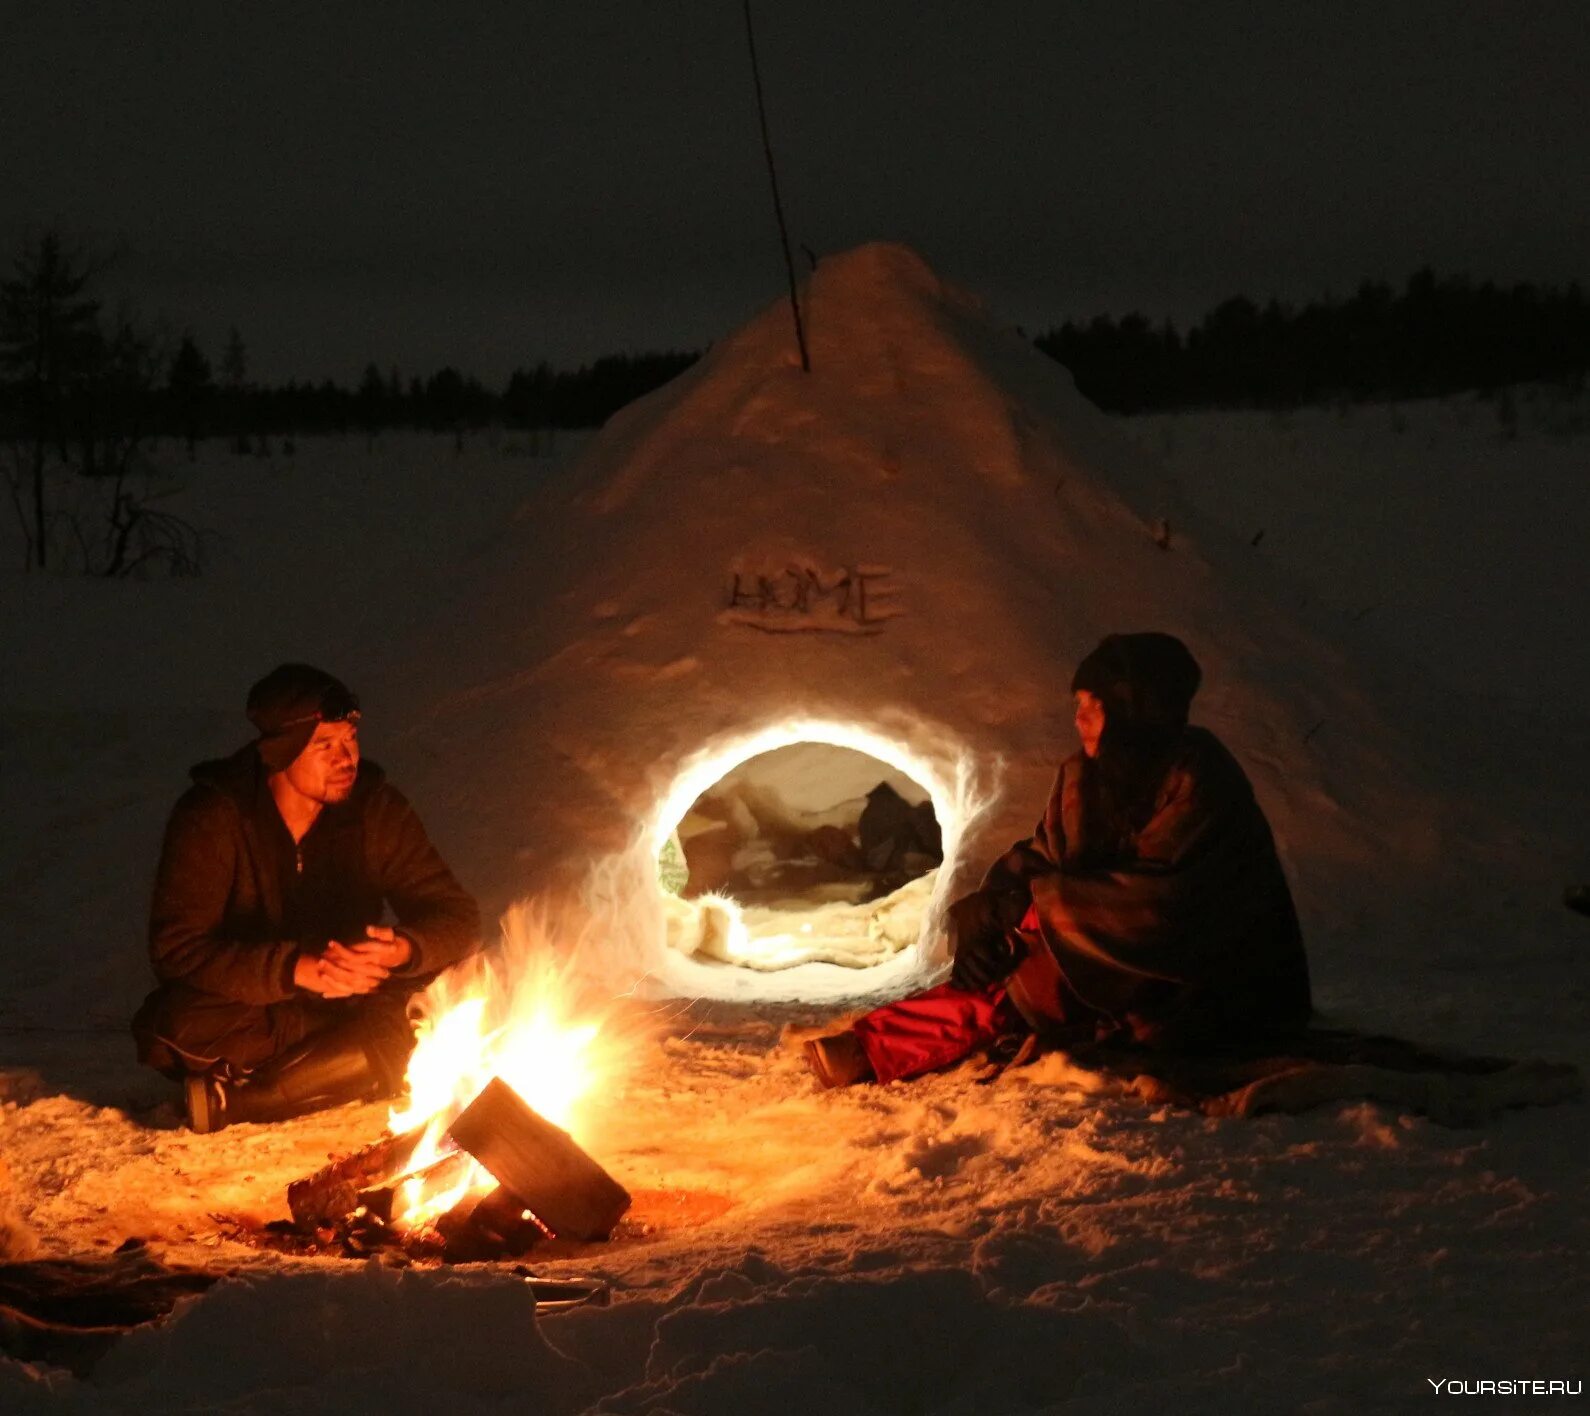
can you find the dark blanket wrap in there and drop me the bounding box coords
[976,726,1311,1045]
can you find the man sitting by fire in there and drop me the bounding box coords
[133,664,482,1132]
[805,633,1312,1087]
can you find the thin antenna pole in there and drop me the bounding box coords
[742,0,810,372]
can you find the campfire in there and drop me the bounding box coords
[287,908,636,1261]
[282,721,982,1256]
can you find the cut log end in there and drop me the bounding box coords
[448,1078,631,1242]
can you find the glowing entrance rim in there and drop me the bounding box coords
[654,716,966,860]
[645,716,993,984]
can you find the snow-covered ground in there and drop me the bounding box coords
[2,382,1587,1412]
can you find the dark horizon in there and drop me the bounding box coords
[6,2,1587,385]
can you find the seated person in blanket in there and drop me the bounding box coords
[805,633,1312,1087]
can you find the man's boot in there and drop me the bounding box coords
[185,1008,412,1133]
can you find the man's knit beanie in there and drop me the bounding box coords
[1070,633,1202,731]
[246,663,357,773]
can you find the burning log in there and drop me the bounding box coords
[355,1147,476,1227]
[284,1075,629,1259]
[447,1078,631,1242]
[433,1185,548,1262]
[287,1127,429,1229]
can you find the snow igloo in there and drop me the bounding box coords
[400,243,1392,1005]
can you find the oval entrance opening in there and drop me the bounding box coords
[658,741,942,972]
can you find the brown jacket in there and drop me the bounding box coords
[148,745,481,1005]
[985,727,1310,1041]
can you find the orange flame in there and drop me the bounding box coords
[386,903,635,1231]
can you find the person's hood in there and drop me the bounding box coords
[1070,632,1202,731]
[188,742,386,810]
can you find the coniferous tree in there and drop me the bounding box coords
[74,313,163,481]
[503,362,552,428]
[356,363,384,450]
[221,326,246,386]
[167,334,213,458]
[0,229,104,567]
[220,326,248,451]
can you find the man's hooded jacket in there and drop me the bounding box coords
[983,634,1311,1043]
[148,744,481,1005]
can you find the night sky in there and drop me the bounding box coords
[5,1,1586,384]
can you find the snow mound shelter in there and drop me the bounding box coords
[401,243,1407,1005]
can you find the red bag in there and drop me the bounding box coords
[852,982,1018,1085]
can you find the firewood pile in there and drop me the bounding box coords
[285,1079,631,1263]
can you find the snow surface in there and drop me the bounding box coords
[1,245,1587,1410]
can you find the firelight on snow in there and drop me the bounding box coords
[378,718,985,1231]
[373,719,984,1230]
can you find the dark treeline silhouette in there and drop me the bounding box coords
[0,224,700,459]
[5,227,1588,473]
[0,349,703,448]
[338,352,700,443]
[1036,269,1590,414]
[137,269,1589,436]
[15,226,1583,579]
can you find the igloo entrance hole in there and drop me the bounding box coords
[646,721,981,981]
[658,742,941,971]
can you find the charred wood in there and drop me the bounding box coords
[287,1127,427,1229]
[448,1078,631,1241]
[433,1184,547,1262]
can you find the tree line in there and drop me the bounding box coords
[113,349,702,453]
[0,260,700,458]
[1036,270,1590,414]
[0,228,697,570]
[4,225,1588,573]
